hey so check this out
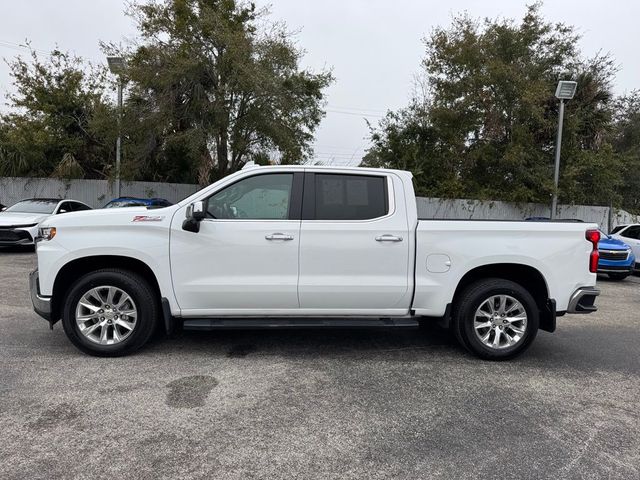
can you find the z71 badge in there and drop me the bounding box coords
[132,215,165,222]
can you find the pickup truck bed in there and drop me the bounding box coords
[413,220,597,317]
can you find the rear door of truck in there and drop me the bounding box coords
[297,170,413,314]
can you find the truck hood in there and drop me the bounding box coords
[39,205,179,228]
[0,211,50,227]
[598,235,630,251]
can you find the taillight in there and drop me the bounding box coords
[585,229,600,273]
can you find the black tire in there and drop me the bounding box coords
[451,278,539,361]
[61,269,159,357]
[608,273,629,281]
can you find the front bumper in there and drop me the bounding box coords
[567,287,600,314]
[0,231,34,246]
[597,250,635,274]
[29,269,52,322]
[597,264,634,274]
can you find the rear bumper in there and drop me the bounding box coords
[567,287,600,314]
[29,269,52,322]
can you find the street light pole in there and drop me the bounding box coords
[115,78,123,198]
[550,98,565,220]
[107,56,126,199]
[550,80,577,220]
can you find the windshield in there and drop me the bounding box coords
[610,225,626,235]
[5,200,57,214]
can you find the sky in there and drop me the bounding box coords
[1,0,639,166]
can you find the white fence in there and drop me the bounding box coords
[1,176,638,230]
[416,197,640,230]
[0,176,199,208]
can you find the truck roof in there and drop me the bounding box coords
[241,162,413,178]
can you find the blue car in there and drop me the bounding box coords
[104,197,173,209]
[597,230,635,280]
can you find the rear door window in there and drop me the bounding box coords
[71,202,91,211]
[310,174,388,220]
[57,202,73,213]
[620,226,640,239]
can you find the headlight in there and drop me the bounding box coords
[37,226,57,241]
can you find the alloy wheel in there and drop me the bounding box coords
[75,286,138,345]
[473,294,528,349]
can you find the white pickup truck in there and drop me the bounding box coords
[30,165,601,359]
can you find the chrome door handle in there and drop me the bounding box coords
[265,233,294,241]
[375,234,403,242]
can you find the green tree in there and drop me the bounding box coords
[364,3,621,206]
[362,104,464,198]
[108,0,333,185]
[611,91,640,213]
[0,50,114,179]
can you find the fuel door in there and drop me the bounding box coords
[426,254,452,273]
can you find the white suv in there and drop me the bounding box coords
[610,224,640,273]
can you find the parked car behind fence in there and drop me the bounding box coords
[610,224,640,274]
[0,198,91,246]
[596,230,635,280]
[104,197,173,209]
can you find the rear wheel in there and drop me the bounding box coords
[452,278,539,360]
[608,272,629,281]
[61,269,159,356]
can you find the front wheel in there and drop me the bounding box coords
[451,278,539,360]
[61,269,159,356]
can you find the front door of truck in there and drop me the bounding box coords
[170,172,303,316]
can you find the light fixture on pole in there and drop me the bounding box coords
[107,56,126,199]
[550,80,577,219]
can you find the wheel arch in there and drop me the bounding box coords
[51,255,162,322]
[452,263,555,332]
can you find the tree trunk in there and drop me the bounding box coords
[197,149,214,187]
[214,129,229,180]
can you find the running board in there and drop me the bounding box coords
[182,317,419,330]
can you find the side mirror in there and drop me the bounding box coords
[182,201,206,233]
[58,209,67,214]
[188,201,206,221]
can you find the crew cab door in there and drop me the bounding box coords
[170,172,303,315]
[297,171,412,314]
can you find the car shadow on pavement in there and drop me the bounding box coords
[160,321,465,360]
[141,317,640,375]
[0,245,35,254]
[597,274,640,284]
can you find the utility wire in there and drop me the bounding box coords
[0,40,51,56]
[313,153,366,158]
[327,104,387,114]
[325,108,384,118]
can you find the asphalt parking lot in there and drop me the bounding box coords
[0,249,639,480]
